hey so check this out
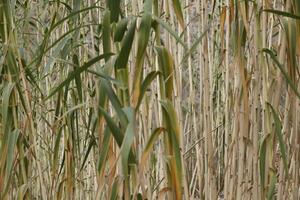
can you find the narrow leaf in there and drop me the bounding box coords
[80,138,96,171]
[267,103,288,176]
[5,129,20,183]
[131,0,153,107]
[153,16,187,49]
[263,9,300,20]
[263,48,300,99]
[114,18,129,42]
[140,127,165,171]
[115,19,136,69]
[46,53,113,100]
[156,46,174,100]
[136,71,161,110]
[171,0,185,29]
[98,127,112,173]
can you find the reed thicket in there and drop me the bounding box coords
[0,0,299,199]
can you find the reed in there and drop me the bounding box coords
[0,0,299,199]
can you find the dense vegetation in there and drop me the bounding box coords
[0,0,299,199]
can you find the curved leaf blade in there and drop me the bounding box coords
[46,53,113,100]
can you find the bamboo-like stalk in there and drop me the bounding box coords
[1,0,300,199]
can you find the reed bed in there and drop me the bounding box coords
[0,0,299,199]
